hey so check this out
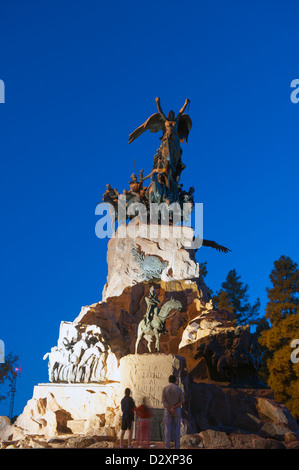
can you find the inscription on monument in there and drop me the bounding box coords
[119,355,185,410]
[134,364,166,407]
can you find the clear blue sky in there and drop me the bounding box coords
[0,0,298,416]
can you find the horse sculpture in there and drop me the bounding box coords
[135,298,182,354]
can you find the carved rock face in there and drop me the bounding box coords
[179,319,261,386]
[131,246,168,281]
[44,220,261,388]
[74,280,207,359]
[102,220,202,301]
[43,321,120,384]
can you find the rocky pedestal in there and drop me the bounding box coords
[1,222,299,448]
[102,221,205,301]
[71,222,209,359]
[13,383,121,440]
[6,354,189,442]
[178,308,261,386]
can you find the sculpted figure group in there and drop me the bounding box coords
[43,323,111,383]
[101,97,231,254]
[102,97,194,222]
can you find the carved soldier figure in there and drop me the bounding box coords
[129,172,145,200]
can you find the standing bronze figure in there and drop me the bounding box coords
[129,97,192,204]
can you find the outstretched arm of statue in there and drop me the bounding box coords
[178,99,190,118]
[155,97,167,121]
[140,168,152,182]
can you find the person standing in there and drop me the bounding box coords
[120,388,135,448]
[134,397,153,448]
[162,375,185,449]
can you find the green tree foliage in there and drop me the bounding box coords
[213,269,260,325]
[253,316,271,384]
[259,255,299,419]
[265,256,299,325]
[0,352,19,402]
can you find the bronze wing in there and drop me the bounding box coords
[177,114,192,143]
[128,113,165,144]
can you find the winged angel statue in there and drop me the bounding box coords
[129,97,192,202]
[127,98,231,253]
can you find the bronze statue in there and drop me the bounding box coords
[100,97,231,254]
[102,184,119,204]
[144,286,161,325]
[128,170,149,202]
[128,97,191,148]
[129,97,192,203]
[146,169,168,204]
[135,296,182,353]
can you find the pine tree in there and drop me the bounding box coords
[213,289,234,313]
[253,316,271,384]
[259,255,299,419]
[265,255,299,325]
[213,269,260,325]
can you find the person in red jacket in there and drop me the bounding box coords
[134,397,153,448]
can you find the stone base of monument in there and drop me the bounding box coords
[12,382,121,440]
[120,353,188,408]
[120,353,189,442]
[9,353,188,442]
[2,222,299,447]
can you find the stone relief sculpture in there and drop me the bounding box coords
[43,322,113,384]
[131,246,168,281]
[194,324,262,385]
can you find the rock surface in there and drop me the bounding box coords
[189,382,299,440]
[74,280,208,359]
[3,354,189,442]
[102,221,204,301]
[45,223,260,386]
[10,383,121,440]
[179,319,261,385]
[0,427,297,449]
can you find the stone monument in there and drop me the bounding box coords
[3,98,299,448]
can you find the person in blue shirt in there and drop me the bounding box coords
[162,375,185,449]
